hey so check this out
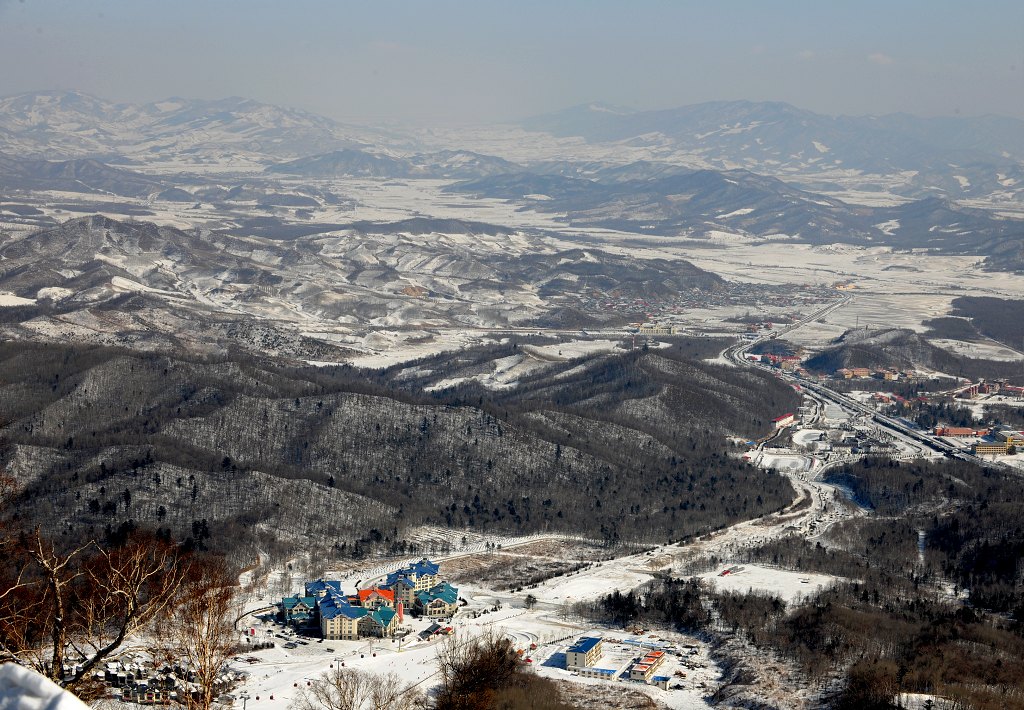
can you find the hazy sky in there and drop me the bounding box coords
[1,0,1022,124]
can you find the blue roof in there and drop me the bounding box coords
[652,676,670,682]
[593,669,616,675]
[281,596,315,610]
[412,559,440,576]
[386,559,439,586]
[385,572,411,587]
[370,607,397,627]
[417,582,458,606]
[319,591,367,621]
[305,580,342,596]
[568,637,602,654]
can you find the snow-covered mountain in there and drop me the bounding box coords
[267,148,524,179]
[448,168,1024,257]
[0,215,723,356]
[0,91,396,162]
[521,101,1024,200]
[0,154,166,197]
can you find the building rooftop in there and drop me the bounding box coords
[319,590,368,621]
[358,588,395,604]
[567,637,602,654]
[417,581,459,606]
[305,579,342,597]
[386,558,440,586]
[370,607,397,627]
[281,595,315,610]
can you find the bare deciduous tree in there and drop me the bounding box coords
[434,630,573,710]
[435,630,519,710]
[289,667,424,710]
[156,556,240,710]
[0,516,190,700]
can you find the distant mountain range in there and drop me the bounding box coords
[521,101,1024,200]
[3,90,1022,204]
[0,90,396,161]
[267,148,524,179]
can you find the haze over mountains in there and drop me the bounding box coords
[0,90,1020,273]
[522,100,1024,197]
[0,90,394,162]
[446,168,1022,256]
[0,88,1021,355]
[1,89,1022,202]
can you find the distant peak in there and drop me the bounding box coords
[585,102,635,115]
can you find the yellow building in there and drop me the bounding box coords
[638,324,677,335]
[973,441,1009,456]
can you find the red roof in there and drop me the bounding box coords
[358,588,395,603]
[772,413,794,422]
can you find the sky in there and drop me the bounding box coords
[0,0,1022,124]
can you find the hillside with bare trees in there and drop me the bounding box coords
[1,338,799,565]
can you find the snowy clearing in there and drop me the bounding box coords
[0,292,35,306]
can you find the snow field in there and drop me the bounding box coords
[696,564,839,603]
[0,292,36,306]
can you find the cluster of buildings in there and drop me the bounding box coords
[933,425,1024,456]
[87,656,245,705]
[279,559,459,641]
[750,353,803,372]
[870,392,916,407]
[584,282,835,328]
[835,367,912,381]
[955,380,1024,400]
[564,636,671,689]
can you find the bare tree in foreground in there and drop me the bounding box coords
[156,556,240,710]
[0,469,190,700]
[289,667,424,710]
[434,630,575,710]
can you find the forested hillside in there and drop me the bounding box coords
[0,339,800,565]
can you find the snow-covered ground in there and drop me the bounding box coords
[791,429,826,448]
[696,564,840,603]
[0,292,36,306]
[930,338,1024,361]
[751,450,816,474]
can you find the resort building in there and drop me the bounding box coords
[284,558,457,641]
[627,650,667,682]
[319,591,365,641]
[414,581,459,618]
[280,596,316,627]
[566,637,604,669]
